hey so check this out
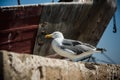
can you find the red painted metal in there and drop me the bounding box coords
[0,5,43,54]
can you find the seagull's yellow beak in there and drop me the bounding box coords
[45,34,52,38]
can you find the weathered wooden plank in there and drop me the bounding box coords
[33,0,117,56]
[0,50,120,80]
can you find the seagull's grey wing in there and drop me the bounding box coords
[63,39,82,46]
[63,39,96,49]
[60,45,87,55]
[83,43,95,49]
[61,39,87,55]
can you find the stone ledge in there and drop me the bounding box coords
[0,50,120,80]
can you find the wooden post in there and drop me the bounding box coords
[0,50,120,80]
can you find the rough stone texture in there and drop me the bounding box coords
[0,50,120,80]
[33,0,117,56]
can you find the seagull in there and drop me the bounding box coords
[45,31,106,61]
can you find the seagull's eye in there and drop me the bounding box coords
[54,33,57,35]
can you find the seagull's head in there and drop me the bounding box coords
[45,31,64,39]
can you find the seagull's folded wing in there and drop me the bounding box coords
[62,39,82,46]
[60,39,88,55]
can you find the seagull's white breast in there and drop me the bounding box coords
[52,39,75,59]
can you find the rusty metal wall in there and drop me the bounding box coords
[0,5,42,53]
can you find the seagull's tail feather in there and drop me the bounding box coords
[96,48,107,53]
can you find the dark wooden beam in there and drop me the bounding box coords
[59,0,73,2]
[17,0,21,5]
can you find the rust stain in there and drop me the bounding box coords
[0,5,43,54]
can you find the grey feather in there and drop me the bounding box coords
[60,39,94,55]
